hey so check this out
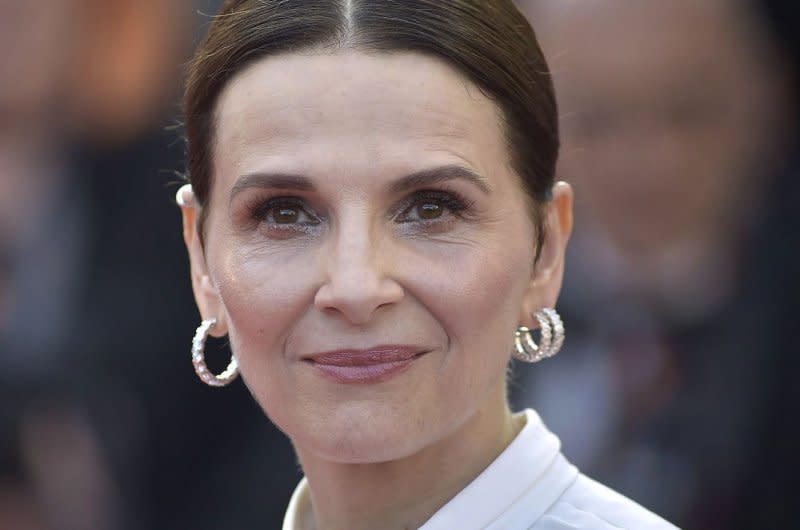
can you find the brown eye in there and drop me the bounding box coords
[250,197,319,229]
[273,207,301,224]
[416,201,443,220]
[396,190,470,225]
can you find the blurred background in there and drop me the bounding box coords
[0,0,797,528]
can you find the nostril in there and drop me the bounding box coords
[314,274,404,325]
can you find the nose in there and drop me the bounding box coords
[314,223,404,325]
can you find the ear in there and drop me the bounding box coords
[518,181,573,327]
[180,193,228,338]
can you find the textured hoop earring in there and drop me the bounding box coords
[541,307,565,357]
[512,308,565,363]
[191,318,239,387]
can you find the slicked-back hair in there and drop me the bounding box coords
[184,0,558,256]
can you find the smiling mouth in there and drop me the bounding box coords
[303,346,428,384]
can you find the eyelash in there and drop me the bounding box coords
[244,189,475,234]
[246,196,321,234]
[394,189,474,224]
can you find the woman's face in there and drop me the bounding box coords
[185,51,570,463]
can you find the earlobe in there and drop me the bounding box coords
[179,189,228,337]
[518,181,573,327]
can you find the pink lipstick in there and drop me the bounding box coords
[304,346,426,384]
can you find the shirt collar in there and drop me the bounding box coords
[283,475,311,530]
[282,409,576,530]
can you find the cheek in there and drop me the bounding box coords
[402,224,534,371]
[442,252,521,332]
[212,244,317,364]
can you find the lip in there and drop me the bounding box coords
[303,346,427,384]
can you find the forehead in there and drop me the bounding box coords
[212,50,509,186]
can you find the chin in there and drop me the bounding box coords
[314,429,432,465]
[275,400,439,465]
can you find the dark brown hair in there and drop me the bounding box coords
[184,0,558,255]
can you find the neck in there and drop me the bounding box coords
[294,387,522,530]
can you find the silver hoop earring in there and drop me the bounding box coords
[191,318,239,387]
[541,307,565,356]
[512,308,565,363]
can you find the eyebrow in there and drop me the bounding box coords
[230,173,316,203]
[229,164,491,203]
[389,165,491,195]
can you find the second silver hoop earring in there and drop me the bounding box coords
[512,308,565,363]
[191,318,239,387]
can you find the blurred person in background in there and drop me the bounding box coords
[0,2,104,527]
[2,1,300,529]
[515,0,797,528]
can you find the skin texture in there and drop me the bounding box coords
[181,50,572,530]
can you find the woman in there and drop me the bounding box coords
[176,1,678,528]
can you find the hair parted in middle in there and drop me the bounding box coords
[184,0,558,258]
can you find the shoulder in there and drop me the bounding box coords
[534,473,680,530]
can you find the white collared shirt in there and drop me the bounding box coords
[283,409,679,529]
